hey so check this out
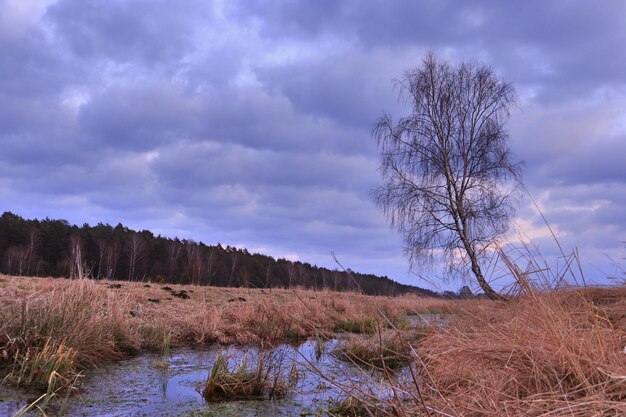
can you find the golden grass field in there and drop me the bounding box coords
[1,274,625,416]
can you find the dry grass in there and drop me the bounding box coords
[0,278,140,392]
[312,284,626,417]
[0,274,456,393]
[290,246,626,417]
[333,327,431,370]
[6,272,618,416]
[415,285,626,416]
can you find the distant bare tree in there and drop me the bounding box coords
[69,235,88,279]
[286,262,295,288]
[166,240,182,280]
[238,266,249,288]
[264,263,272,290]
[24,228,38,276]
[101,241,119,279]
[374,52,521,300]
[183,240,204,285]
[127,232,145,281]
[4,230,38,276]
[206,248,217,286]
[4,246,18,275]
[226,247,239,287]
[96,239,107,279]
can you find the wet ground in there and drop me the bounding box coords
[1,339,394,416]
[1,315,446,416]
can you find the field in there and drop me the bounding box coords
[1,274,625,416]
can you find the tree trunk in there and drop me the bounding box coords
[465,243,505,301]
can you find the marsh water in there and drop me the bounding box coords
[1,339,401,416]
[1,314,446,416]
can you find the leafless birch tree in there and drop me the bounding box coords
[374,53,521,300]
[127,232,145,281]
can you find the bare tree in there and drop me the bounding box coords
[127,232,145,281]
[101,240,119,279]
[4,246,18,275]
[166,240,182,281]
[374,53,521,300]
[285,262,295,289]
[183,240,195,268]
[238,266,249,288]
[24,228,38,276]
[264,262,272,290]
[69,235,89,279]
[96,239,107,279]
[206,248,217,286]
[183,240,201,285]
[226,246,239,287]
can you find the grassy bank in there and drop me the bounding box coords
[330,284,626,417]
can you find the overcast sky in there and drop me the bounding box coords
[1,0,625,291]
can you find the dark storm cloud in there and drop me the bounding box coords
[234,0,460,45]
[196,86,351,152]
[150,141,390,254]
[255,49,402,128]
[78,82,202,151]
[46,0,211,65]
[237,0,626,100]
[0,0,624,289]
[0,29,71,98]
[151,141,377,192]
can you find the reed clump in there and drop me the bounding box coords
[3,338,81,393]
[202,352,292,402]
[154,332,171,370]
[327,396,390,417]
[1,279,140,363]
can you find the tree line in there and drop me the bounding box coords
[0,212,437,297]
